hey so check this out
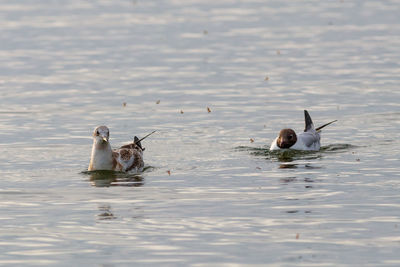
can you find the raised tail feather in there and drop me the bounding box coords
[133,130,157,151]
[316,120,337,132]
[120,130,156,151]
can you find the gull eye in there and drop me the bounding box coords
[96,130,99,135]
[288,135,293,140]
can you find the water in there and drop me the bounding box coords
[1,0,400,265]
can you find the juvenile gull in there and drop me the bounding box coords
[270,110,337,151]
[88,126,144,172]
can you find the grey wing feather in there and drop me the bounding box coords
[299,131,319,147]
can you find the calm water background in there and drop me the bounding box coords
[1,0,400,265]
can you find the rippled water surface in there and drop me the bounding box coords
[1,0,400,265]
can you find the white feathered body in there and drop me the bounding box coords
[270,130,321,151]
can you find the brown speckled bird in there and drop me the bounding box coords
[88,126,144,172]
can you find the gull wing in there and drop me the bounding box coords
[304,110,315,132]
[299,131,320,148]
[112,147,144,172]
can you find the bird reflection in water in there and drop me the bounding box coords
[85,170,145,187]
[279,163,298,169]
[97,205,116,220]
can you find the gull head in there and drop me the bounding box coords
[93,125,110,145]
[277,128,297,149]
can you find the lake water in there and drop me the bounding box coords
[1,0,400,265]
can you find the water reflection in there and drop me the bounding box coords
[304,177,314,189]
[97,205,116,220]
[280,177,297,183]
[83,170,145,187]
[279,163,298,169]
[271,150,323,162]
[239,143,356,163]
[321,144,358,152]
[285,210,299,214]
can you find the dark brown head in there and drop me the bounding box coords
[277,129,297,149]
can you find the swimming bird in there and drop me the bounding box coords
[88,126,147,172]
[270,110,337,151]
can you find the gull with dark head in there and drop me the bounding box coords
[88,126,146,172]
[270,110,337,151]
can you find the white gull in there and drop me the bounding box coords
[88,126,151,172]
[270,110,337,151]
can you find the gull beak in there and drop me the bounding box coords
[100,134,108,143]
